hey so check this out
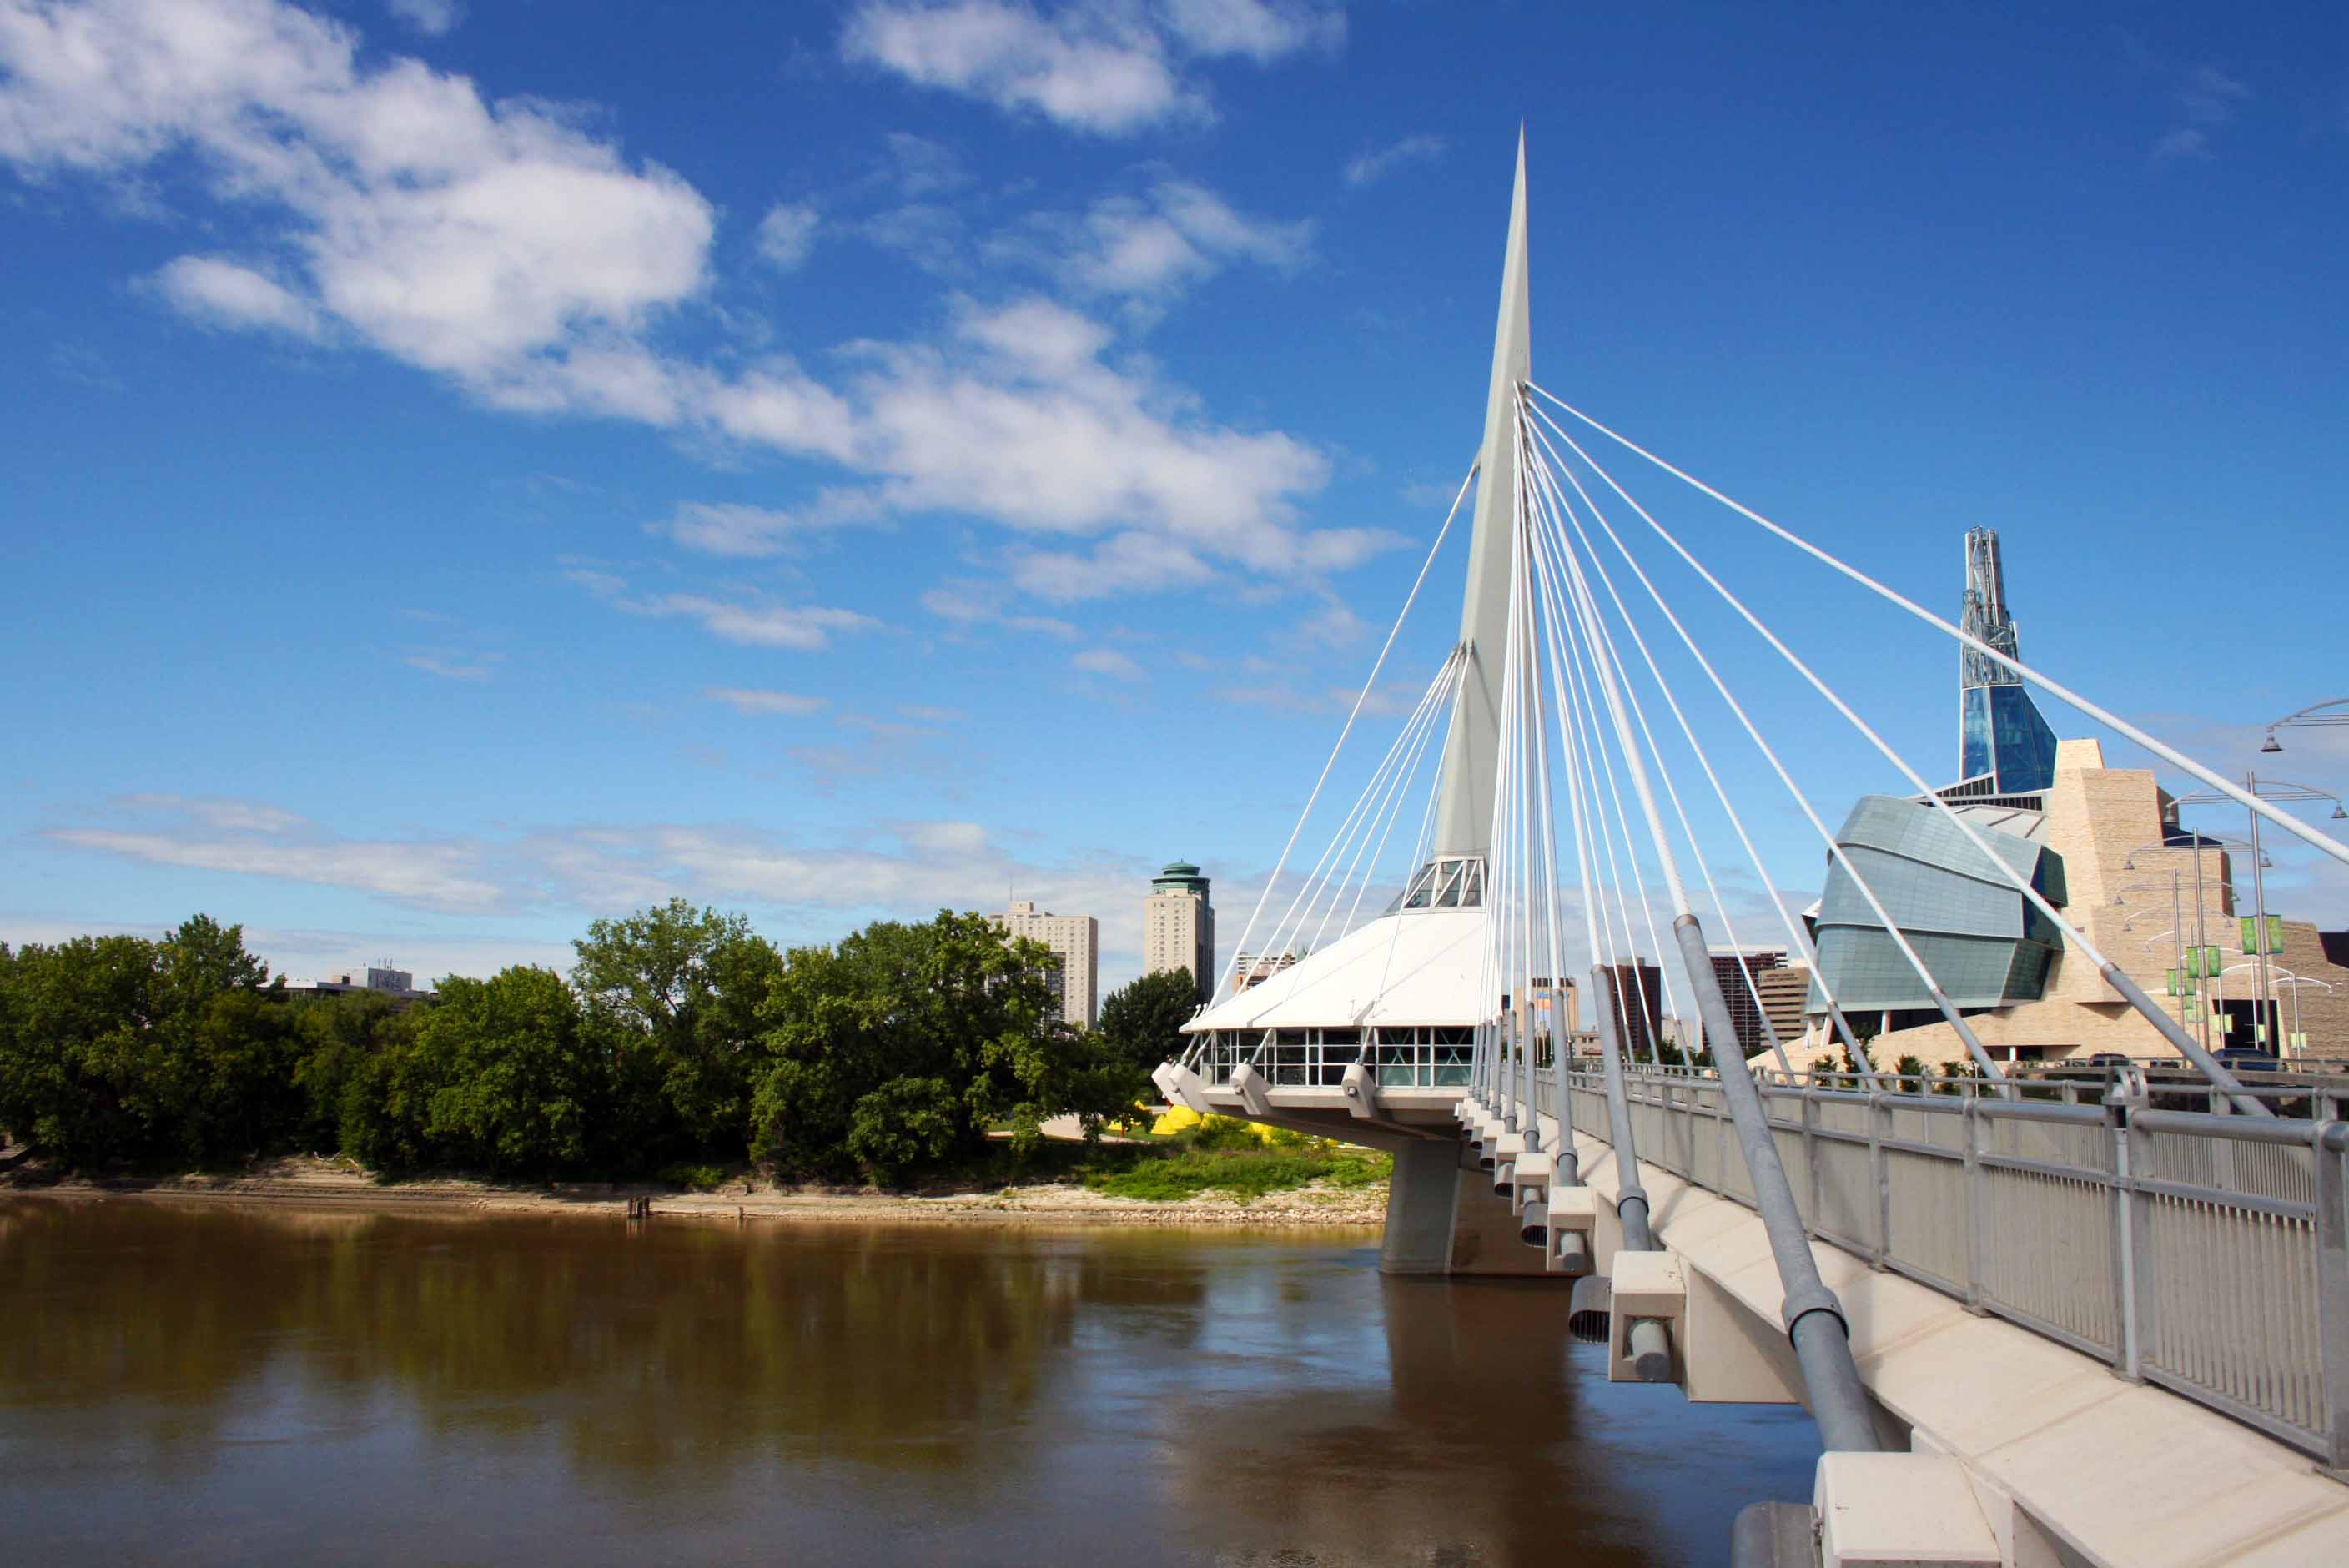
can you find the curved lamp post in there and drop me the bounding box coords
[2221,963,2336,1059]
[2260,697,2349,756]
[2116,837,2264,1053]
[2175,776,2346,1057]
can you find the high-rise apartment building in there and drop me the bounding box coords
[1699,949,1813,1059]
[1602,961,1665,1059]
[993,901,1099,1028]
[1143,861,1215,1003]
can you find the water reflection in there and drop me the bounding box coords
[0,1199,1813,1565]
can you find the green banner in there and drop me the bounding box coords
[2241,915,2286,956]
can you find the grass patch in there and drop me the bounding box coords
[656,1161,730,1192]
[883,1116,1391,1201]
[1078,1126,1391,1203]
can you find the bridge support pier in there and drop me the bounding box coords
[1379,1134,1557,1277]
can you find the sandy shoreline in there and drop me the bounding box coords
[1,1155,1388,1230]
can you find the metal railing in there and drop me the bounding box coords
[1537,1063,2349,1468]
[1190,1030,1474,1089]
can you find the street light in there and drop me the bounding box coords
[2220,963,2336,1059]
[2259,697,2349,756]
[2115,835,2263,1054]
[2175,774,2349,1058]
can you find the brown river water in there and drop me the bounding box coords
[0,1198,1817,1565]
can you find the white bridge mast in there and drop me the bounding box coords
[1430,128,1532,864]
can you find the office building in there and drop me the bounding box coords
[1700,950,1810,1059]
[1144,861,1215,1003]
[993,901,1099,1028]
[1602,961,1664,1059]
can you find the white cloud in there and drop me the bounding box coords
[754,199,820,269]
[1074,646,1144,681]
[49,796,504,911]
[654,490,883,557]
[385,0,461,36]
[918,581,1081,639]
[1343,132,1445,188]
[152,254,322,338]
[1010,529,1215,601]
[623,594,879,650]
[840,0,1341,135]
[402,648,501,681]
[0,0,712,387]
[116,793,309,834]
[36,798,1193,987]
[898,703,968,722]
[880,129,969,196]
[0,4,1361,610]
[1161,0,1342,62]
[705,686,829,716]
[2152,128,2209,163]
[857,199,967,271]
[2152,62,2251,163]
[1018,178,1312,302]
[845,298,1334,570]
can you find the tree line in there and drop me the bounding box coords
[0,904,1207,1183]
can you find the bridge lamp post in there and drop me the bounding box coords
[2259,696,2349,756]
[2122,834,2269,1054]
[2220,964,2335,1060]
[2174,777,2346,1056]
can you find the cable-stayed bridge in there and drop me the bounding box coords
[1153,133,2349,1567]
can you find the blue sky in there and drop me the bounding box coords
[4,0,2345,992]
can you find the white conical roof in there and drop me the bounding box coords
[1185,907,1490,1033]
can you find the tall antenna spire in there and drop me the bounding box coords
[1431,127,1532,860]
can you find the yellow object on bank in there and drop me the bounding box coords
[1147,1104,1280,1140]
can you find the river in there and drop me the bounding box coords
[0,1199,1817,1564]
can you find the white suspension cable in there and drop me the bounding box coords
[1521,420,1798,1076]
[1310,652,1465,954]
[1214,463,1479,1005]
[1367,680,1465,1024]
[1524,397,2014,1083]
[1542,476,1683,1063]
[1255,653,1466,993]
[1532,475,1664,1066]
[1340,656,1464,937]
[1523,383,2349,876]
[1515,403,1917,1074]
[1525,399,2271,1109]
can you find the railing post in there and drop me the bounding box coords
[2125,1102,2160,1385]
[2316,1123,2349,1472]
[2108,1073,2148,1382]
[1801,1085,1821,1239]
[1962,1093,1986,1314]
[1869,1086,1891,1269]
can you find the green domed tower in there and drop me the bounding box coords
[1145,862,1215,1003]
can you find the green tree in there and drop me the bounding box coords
[0,917,290,1166]
[1096,967,1202,1080]
[751,911,1134,1183]
[0,934,158,1162]
[571,898,781,1158]
[290,990,417,1153]
[413,967,606,1176]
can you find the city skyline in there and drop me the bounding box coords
[5,2,2345,997]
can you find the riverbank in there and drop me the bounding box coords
[1,1154,1387,1229]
